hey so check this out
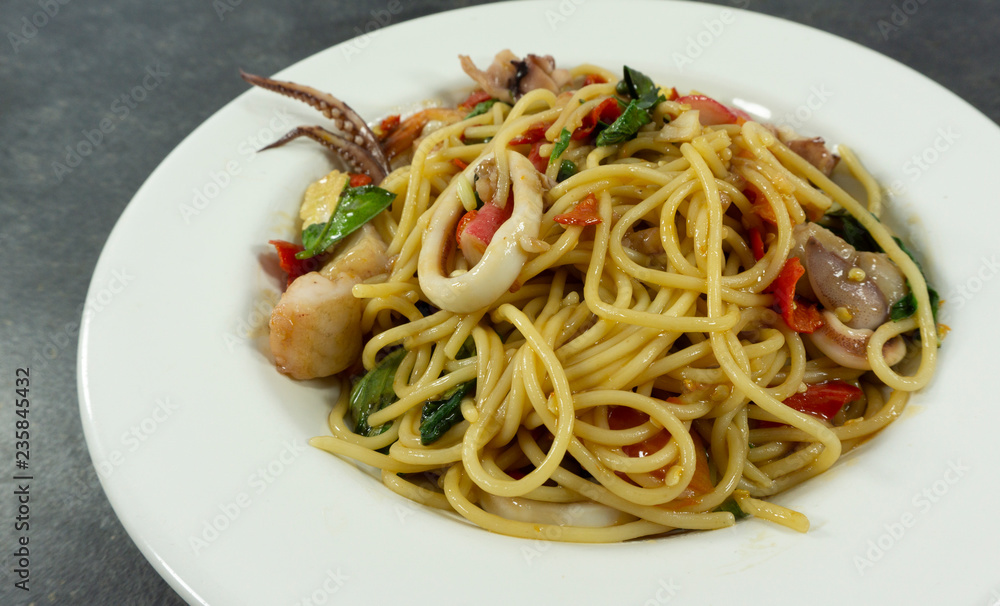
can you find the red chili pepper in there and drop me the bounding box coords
[749,227,765,261]
[573,97,622,141]
[268,240,321,288]
[458,90,493,110]
[451,158,469,170]
[510,120,554,145]
[377,114,400,139]
[768,258,824,333]
[782,381,863,421]
[744,185,777,225]
[527,141,548,173]
[554,193,602,226]
[348,173,372,187]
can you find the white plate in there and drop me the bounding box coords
[78,1,1000,604]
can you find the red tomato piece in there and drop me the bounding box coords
[676,94,748,126]
[456,197,514,265]
[377,114,400,139]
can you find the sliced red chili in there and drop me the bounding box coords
[573,97,622,141]
[768,258,824,333]
[554,193,602,226]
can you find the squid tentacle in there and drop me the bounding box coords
[240,71,391,178]
[261,126,388,183]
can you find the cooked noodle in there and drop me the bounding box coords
[280,60,939,542]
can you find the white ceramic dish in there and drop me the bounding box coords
[79,1,1000,604]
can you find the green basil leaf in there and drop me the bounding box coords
[548,128,572,166]
[595,99,651,146]
[621,65,665,111]
[349,348,406,437]
[419,380,475,445]
[296,185,396,259]
[465,99,498,118]
[890,285,940,322]
[821,210,880,253]
[556,159,577,182]
[889,292,918,321]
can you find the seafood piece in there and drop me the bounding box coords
[786,136,839,177]
[240,71,391,181]
[459,50,570,104]
[809,310,907,370]
[790,223,907,330]
[418,150,544,313]
[269,225,389,379]
[479,493,635,527]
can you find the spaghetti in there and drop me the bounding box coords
[262,55,941,542]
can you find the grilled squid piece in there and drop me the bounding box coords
[790,223,910,369]
[240,71,391,182]
[459,50,570,104]
[417,150,544,313]
[478,494,635,527]
[809,310,907,370]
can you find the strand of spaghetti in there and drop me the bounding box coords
[460,304,575,497]
[683,140,843,480]
[585,189,741,331]
[367,362,476,428]
[388,112,494,255]
[380,469,451,510]
[734,489,809,532]
[442,466,671,542]
[324,377,401,450]
[309,436,438,474]
[770,139,938,389]
[516,429,735,529]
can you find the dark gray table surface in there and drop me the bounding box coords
[1,0,997,604]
